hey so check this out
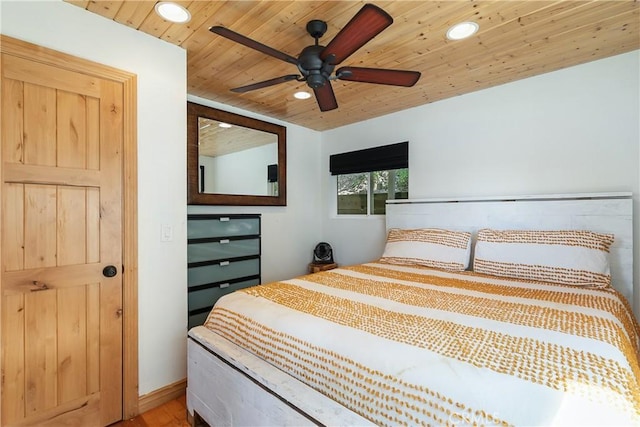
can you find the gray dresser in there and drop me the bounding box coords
[187,214,261,329]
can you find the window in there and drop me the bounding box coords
[330,142,408,215]
[337,169,408,215]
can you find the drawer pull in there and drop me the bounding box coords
[219,239,230,244]
[220,283,230,288]
[219,217,230,222]
[219,261,230,266]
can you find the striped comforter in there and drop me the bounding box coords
[204,262,640,426]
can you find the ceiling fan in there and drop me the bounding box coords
[209,3,421,112]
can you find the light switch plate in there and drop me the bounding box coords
[161,224,173,242]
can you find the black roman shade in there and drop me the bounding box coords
[329,141,408,175]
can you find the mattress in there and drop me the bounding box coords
[201,262,640,426]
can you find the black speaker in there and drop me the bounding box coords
[267,164,278,182]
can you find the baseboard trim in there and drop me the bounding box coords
[137,378,187,414]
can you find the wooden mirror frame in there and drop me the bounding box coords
[187,101,287,206]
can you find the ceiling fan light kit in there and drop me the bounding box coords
[209,3,421,112]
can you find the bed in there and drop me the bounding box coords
[187,193,639,426]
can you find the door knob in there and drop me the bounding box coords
[103,265,118,278]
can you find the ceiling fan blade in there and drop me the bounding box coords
[231,75,300,93]
[313,82,338,112]
[210,26,298,65]
[337,67,421,87]
[320,4,393,65]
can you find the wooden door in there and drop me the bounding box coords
[1,49,124,426]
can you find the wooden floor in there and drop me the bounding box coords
[111,395,191,427]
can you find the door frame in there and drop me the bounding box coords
[0,35,140,419]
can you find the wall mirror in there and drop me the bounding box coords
[187,102,286,205]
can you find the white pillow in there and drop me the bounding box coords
[380,228,472,271]
[473,229,614,287]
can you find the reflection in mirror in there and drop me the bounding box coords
[187,102,286,206]
[198,117,278,196]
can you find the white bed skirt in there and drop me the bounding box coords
[187,326,373,427]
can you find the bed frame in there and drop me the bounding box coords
[187,192,633,426]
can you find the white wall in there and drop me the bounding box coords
[321,50,640,314]
[1,0,188,395]
[188,95,323,284]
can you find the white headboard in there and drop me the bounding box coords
[386,192,633,305]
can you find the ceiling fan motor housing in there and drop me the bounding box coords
[298,45,335,88]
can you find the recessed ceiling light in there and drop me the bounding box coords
[294,91,312,100]
[218,122,232,128]
[446,21,479,40]
[155,2,191,24]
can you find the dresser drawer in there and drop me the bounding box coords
[187,278,260,329]
[188,258,260,287]
[188,216,259,239]
[188,238,259,263]
[189,278,260,312]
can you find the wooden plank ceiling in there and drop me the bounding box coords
[67,1,639,131]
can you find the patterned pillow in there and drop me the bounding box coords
[473,229,614,287]
[380,228,472,271]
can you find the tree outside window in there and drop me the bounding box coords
[337,168,408,215]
